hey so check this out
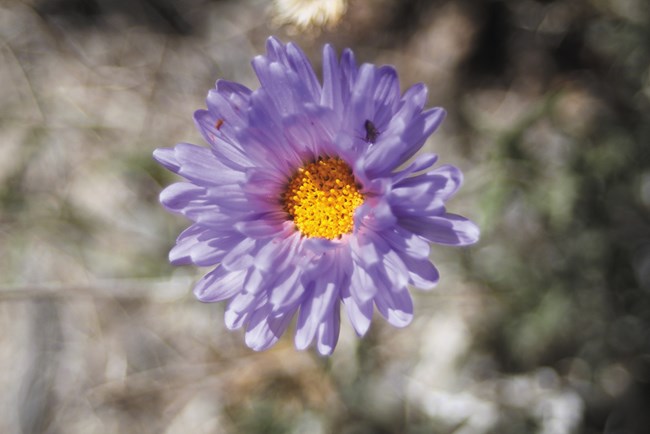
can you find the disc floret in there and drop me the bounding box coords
[284,157,364,239]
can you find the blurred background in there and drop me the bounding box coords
[1,0,649,432]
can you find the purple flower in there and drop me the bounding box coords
[154,37,479,355]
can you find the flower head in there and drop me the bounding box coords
[272,0,347,32]
[154,37,479,355]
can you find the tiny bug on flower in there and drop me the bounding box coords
[364,119,379,143]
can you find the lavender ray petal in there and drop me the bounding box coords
[193,267,247,303]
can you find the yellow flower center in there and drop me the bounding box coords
[283,157,364,239]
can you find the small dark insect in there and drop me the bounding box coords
[364,119,379,143]
[214,118,224,130]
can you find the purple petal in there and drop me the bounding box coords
[224,308,249,330]
[188,240,227,267]
[159,182,205,212]
[374,285,413,328]
[228,290,264,316]
[372,66,401,127]
[295,281,336,350]
[234,217,285,239]
[341,285,373,336]
[286,42,321,102]
[193,267,246,302]
[220,237,258,270]
[367,251,411,293]
[399,254,440,289]
[379,223,440,290]
[245,305,293,351]
[365,108,446,176]
[391,153,439,182]
[254,231,302,273]
[343,63,376,133]
[380,226,431,260]
[350,230,381,264]
[245,167,288,188]
[193,110,252,170]
[243,267,267,295]
[193,233,242,266]
[241,90,307,173]
[251,57,296,115]
[401,213,480,246]
[205,80,251,135]
[301,237,343,255]
[316,307,340,356]
[397,82,428,115]
[264,36,289,63]
[268,268,305,314]
[340,48,358,93]
[152,147,180,172]
[398,107,446,157]
[353,231,410,290]
[157,143,245,185]
[168,224,203,265]
[225,290,267,330]
[349,258,378,303]
[321,44,343,113]
[394,164,462,202]
[281,105,339,159]
[356,197,396,232]
[252,54,317,116]
[215,79,252,100]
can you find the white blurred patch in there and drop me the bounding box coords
[408,308,585,434]
[272,0,347,32]
[165,392,224,434]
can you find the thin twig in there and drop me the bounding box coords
[0,38,46,122]
[0,277,192,301]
